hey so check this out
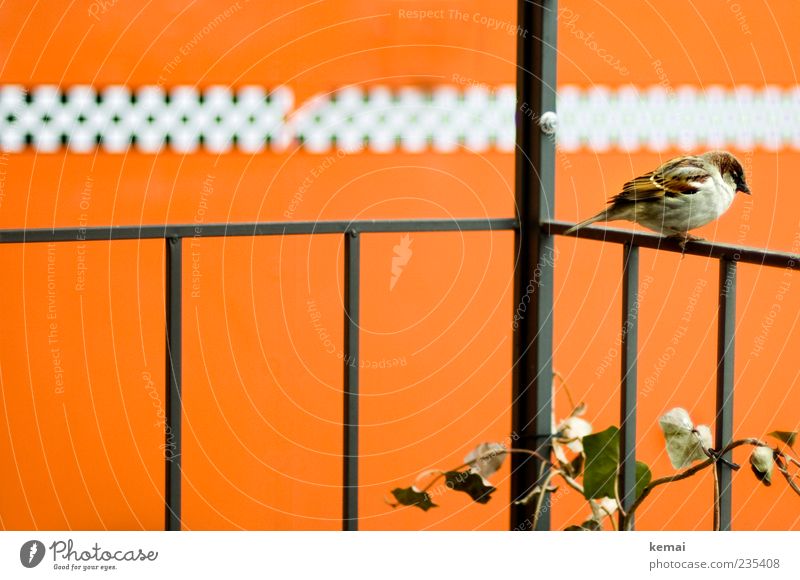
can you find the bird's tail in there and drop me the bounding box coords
[564,210,609,235]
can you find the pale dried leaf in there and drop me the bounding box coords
[553,440,570,466]
[750,446,774,486]
[658,408,694,435]
[659,408,711,469]
[464,442,507,479]
[694,425,713,450]
[590,497,618,521]
[557,416,593,453]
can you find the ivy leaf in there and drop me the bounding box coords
[556,416,593,453]
[568,453,584,477]
[658,408,712,468]
[564,519,602,531]
[749,446,774,486]
[389,487,437,511]
[767,431,797,449]
[636,461,652,500]
[582,426,620,500]
[553,440,570,466]
[590,497,618,521]
[659,407,694,432]
[582,518,603,531]
[464,442,507,479]
[444,471,496,504]
[694,425,713,451]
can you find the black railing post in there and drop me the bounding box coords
[511,0,558,530]
[619,244,639,528]
[343,230,360,530]
[165,236,183,531]
[716,258,736,530]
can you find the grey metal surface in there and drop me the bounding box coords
[0,218,518,244]
[716,259,736,530]
[511,0,558,531]
[166,237,182,531]
[343,231,360,530]
[619,244,639,528]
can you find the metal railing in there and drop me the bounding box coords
[512,0,800,531]
[0,218,517,531]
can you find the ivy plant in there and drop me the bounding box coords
[387,375,800,531]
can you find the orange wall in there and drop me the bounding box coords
[1,1,798,530]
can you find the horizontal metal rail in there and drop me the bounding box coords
[0,218,519,243]
[3,218,797,272]
[548,220,800,269]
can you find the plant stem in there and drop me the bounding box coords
[621,438,762,531]
[418,447,553,494]
[613,476,627,518]
[598,502,618,531]
[531,469,554,531]
[557,471,585,495]
[553,370,578,412]
[775,457,800,497]
[784,454,800,469]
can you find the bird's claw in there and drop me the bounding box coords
[668,233,704,251]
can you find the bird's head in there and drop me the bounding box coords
[704,150,751,195]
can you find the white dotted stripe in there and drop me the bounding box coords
[1,84,798,153]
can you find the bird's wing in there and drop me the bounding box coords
[611,156,714,204]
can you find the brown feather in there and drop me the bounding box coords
[611,156,712,205]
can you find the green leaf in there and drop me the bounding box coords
[580,427,651,502]
[582,426,620,500]
[636,461,652,500]
[390,487,437,511]
[767,431,797,449]
[444,471,497,504]
[749,446,774,487]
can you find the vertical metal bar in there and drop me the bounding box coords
[511,0,558,531]
[619,244,639,528]
[165,237,182,531]
[716,258,736,530]
[343,230,360,530]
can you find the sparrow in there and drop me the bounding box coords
[565,151,750,247]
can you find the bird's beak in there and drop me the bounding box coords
[739,182,751,195]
